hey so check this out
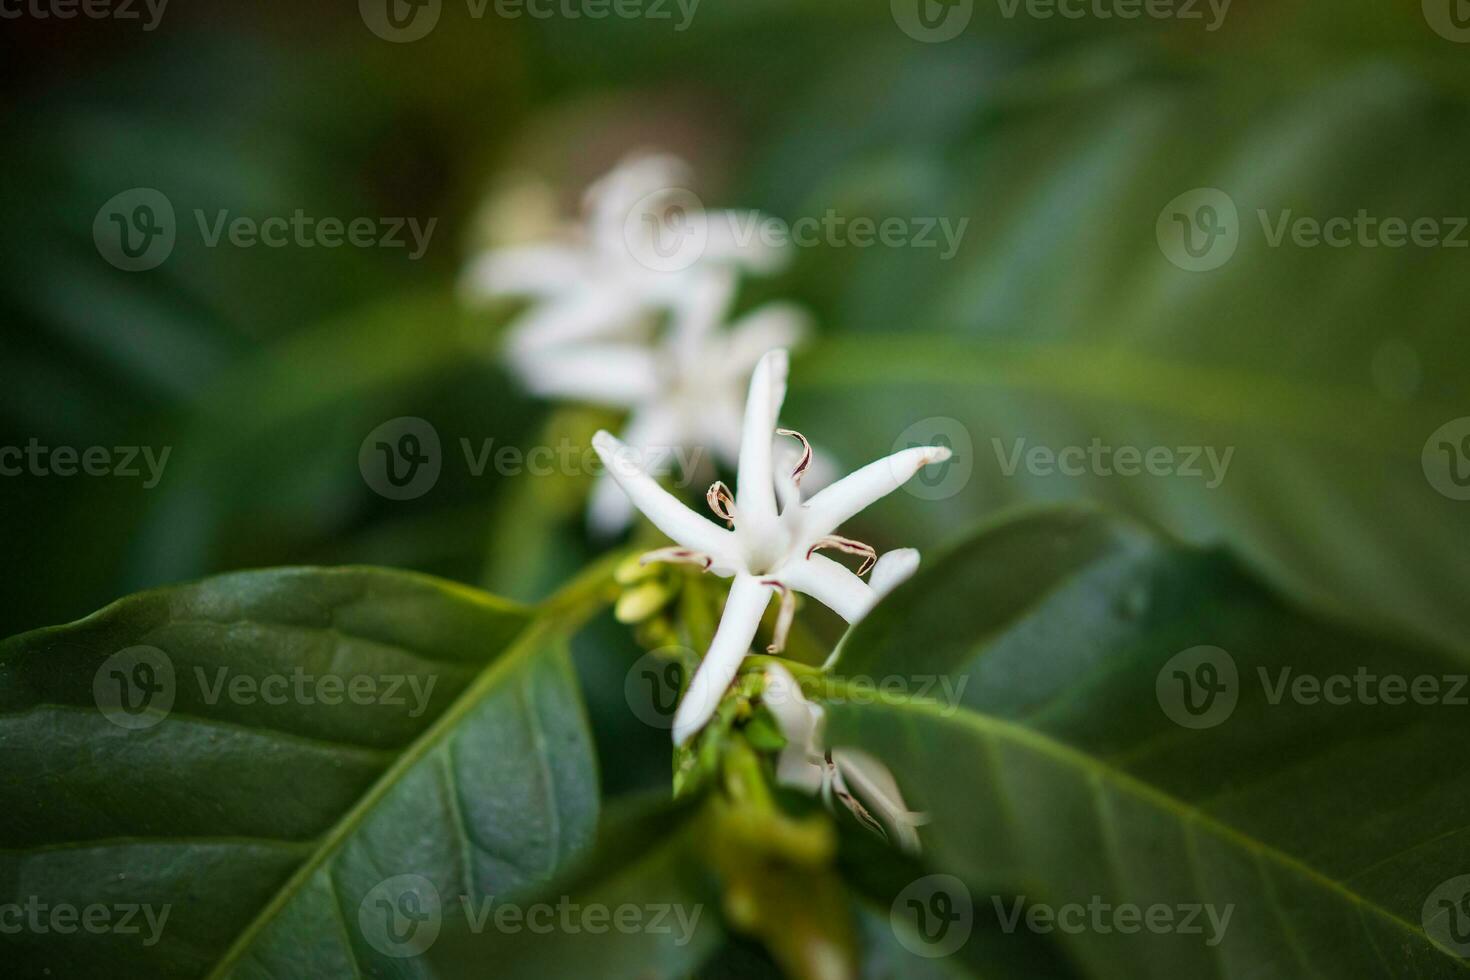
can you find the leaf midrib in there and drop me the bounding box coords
[839,690,1469,969]
[204,613,556,979]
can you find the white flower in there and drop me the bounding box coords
[763,664,929,853]
[592,348,952,745]
[520,269,811,532]
[461,153,783,359]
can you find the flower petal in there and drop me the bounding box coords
[592,431,738,564]
[735,349,788,542]
[801,445,954,540]
[832,748,928,854]
[869,548,920,598]
[763,664,826,795]
[511,344,660,406]
[503,290,644,356]
[673,574,770,745]
[460,243,583,302]
[724,303,810,373]
[586,406,683,536]
[777,553,874,623]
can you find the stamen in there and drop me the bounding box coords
[706,481,737,528]
[760,579,796,653]
[776,428,812,486]
[805,535,877,576]
[639,547,713,572]
[824,752,888,840]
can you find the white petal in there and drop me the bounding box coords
[503,290,644,356]
[587,471,635,537]
[869,548,920,599]
[703,209,789,274]
[832,747,928,854]
[801,445,954,540]
[735,349,788,542]
[666,269,737,365]
[510,344,660,406]
[724,303,810,372]
[777,553,875,624]
[592,431,738,564]
[460,243,583,301]
[673,575,770,745]
[762,664,827,794]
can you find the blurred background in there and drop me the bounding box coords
[2,0,1469,791]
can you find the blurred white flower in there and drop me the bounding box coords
[592,348,951,745]
[461,153,784,359]
[763,663,928,854]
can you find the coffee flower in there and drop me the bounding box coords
[462,153,782,359]
[592,348,952,744]
[763,664,928,853]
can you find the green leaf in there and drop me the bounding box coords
[786,56,1470,657]
[427,799,723,978]
[0,567,599,979]
[827,506,1470,977]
